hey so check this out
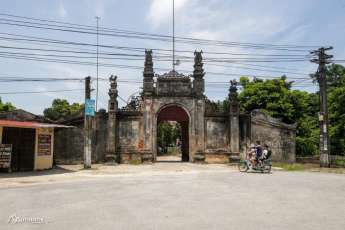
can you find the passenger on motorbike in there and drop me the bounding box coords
[262,144,272,161]
[246,144,256,168]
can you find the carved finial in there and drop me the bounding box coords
[143,49,155,95]
[144,49,154,76]
[108,75,118,98]
[229,79,238,102]
[108,75,118,112]
[193,50,204,78]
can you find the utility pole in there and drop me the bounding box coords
[84,76,92,169]
[311,47,333,167]
[95,16,100,112]
[172,0,175,76]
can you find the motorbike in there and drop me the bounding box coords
[238,158,272,173]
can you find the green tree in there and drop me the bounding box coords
[238,76,295,123]
[43,99,82,121]
[329,86,345,155]
[157,122,181,152]
[238,76,319,156]
[0,97,15,112]
[209,65,345,156]
[157,122,173,149]
[327,64,345,155]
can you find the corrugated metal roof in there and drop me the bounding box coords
[0,120,72,128]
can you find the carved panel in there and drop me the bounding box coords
[156,78,192,96]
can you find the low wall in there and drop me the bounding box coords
[250,110,296,163]
[204,116,230,163]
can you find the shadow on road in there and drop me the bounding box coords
[0,166,75,178]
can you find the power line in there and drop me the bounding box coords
[0,32,314,61]
[0,53,312,80]
[0,44,145,57]
[0,77,84,82]
[95,16,100,112]
[0,17,318,52]
[0,41,314,76]
[0,13,321,50]
[0,88,84,94]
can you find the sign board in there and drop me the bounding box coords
[0,144,12,169]
[85,99,95,117]
[37,134,52,156]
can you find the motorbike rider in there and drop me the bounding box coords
[255,141,263,165]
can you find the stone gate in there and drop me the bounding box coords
[54,50,296,164]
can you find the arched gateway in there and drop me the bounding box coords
[57,49,297,164]
[156,104,190,162]
[105,50,242,163]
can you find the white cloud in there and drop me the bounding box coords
[58,1,67,18]
[147,0,189,28]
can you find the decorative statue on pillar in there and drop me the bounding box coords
[106,75,118,164]
[229,79,239,111]
[143,49,154,96]
[108,75,118,112]
[193,50,205,97]
[228,79,240,155]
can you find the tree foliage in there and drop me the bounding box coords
[327,64,345,155]
[238,76,320,156]
[0,97,15,112]
[235,64,345,156]
[157,122,181,149]
[238,76,299,124]
[43,99,82,121]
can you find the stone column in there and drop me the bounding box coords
[143,49,154,96]
[229,80,240,154]
[106,75,118,163]
[192,51,206,162]
[141,49,155,162]
[192,50,205,98]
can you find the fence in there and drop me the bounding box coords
[296,155,345,167]
[330,155,345,168]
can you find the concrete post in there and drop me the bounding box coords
[84,76,92,169]
[311,47,333,167]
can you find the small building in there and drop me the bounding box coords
[0,113,69,171]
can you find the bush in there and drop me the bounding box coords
[296,136,318,156]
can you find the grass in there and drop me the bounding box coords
[335,158,345,166]
[273,163,305,171]
[129,159,142,165]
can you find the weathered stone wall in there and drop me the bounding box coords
[92,111,108,162]
[54,111,108,164]
[53,108,296,164]
[117,115,142,163]
[239,114,251,159]
[54,124,84,164]
[250,110,296,163]
[204,116,230,163]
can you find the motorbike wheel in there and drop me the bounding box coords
[265,165,272,173]
[238,161,249,172]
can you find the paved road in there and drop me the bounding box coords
[0,163,344,230]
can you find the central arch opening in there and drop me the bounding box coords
[157,105,189,162]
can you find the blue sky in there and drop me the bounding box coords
[0,0,344,114]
